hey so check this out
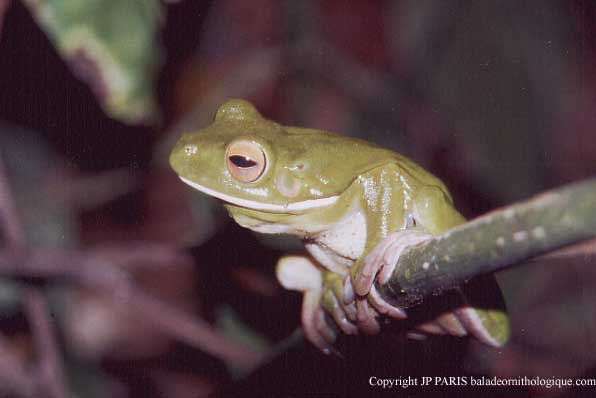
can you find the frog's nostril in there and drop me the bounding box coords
[184,145,198,156]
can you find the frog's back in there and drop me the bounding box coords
[389,152,454,204]
[286,126,453,203]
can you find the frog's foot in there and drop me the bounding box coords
[302,290,336,352]
[323,272,381,334]
[276,256,336,352]
[368,285,407,319]
[323,280,381,336]
[406,332,428,340]
[343,275,403,329]
[355,296,381,334]
[353,229,433,297]
[454,307,508,348]
[321,272,358,335]
[412,313,467,338]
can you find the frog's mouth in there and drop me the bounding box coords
[179,177,338,212]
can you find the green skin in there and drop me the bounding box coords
[170,99,509,352]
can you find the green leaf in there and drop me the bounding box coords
[22,0,162,124]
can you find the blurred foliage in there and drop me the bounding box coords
[215,305,271,376]
[0,124,74,319]
[20,0,162,124]
[0,123,77,247]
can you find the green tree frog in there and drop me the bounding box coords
[170,99,509,353]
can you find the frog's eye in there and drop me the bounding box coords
[226,140,267,183]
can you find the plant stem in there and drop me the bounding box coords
[378,178,596,307]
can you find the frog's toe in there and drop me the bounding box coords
[340,277,358,321]
[323,272,358,324]
[369,286,407,319]
[416,321,447,335]
[322,289,358,335]
[406,332,428,341]
[354,230,433,296]
[342,275,355,304]
[355,297,381,335]
[413,315,468,337]
[454,307,509,348]
[377,230,433,284]
[436,312,467,337]
[324,271,351,304]
[301,290,334,352]
[353,239,392,296]
[343,301,358,322]
[315,307,337,345]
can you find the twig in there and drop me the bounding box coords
[378,178,596,307]
[25,288,67,398]
[78,256,263,369]
[87,242,194,271]
[0,157,26,248]
[0,249,263,369]
[0,152,262,373]
[0,156,71,398]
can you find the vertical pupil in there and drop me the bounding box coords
[230,155,257,168]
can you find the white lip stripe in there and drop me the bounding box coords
[179,176,338,212]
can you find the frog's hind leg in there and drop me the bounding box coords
[406,297,508,347]
[450,274,510,347]
[410,312,467,338]
[276,256,332,352]
[407,282,509,347]
[322,272,359,335]
[452,284,510,348]
[435,312,467,336]
[303,290,336,350]
[454,307,507,347]
[276,255,358,352]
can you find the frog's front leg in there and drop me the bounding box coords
[363,183,463,297]
[346,165,432,320]
[354,228,435,318]
[276,255,358,352]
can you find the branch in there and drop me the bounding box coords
[77,255,263,369]
[378,178,596,307]
[0,248,262,369]
[0,156,26,248]
[25,289,67,398]
[0,154,262,371]
[0,156,70,397]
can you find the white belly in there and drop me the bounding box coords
[304,209,367,275]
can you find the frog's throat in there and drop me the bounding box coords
[179,177,339,212]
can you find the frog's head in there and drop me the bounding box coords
[169,99,344,214]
